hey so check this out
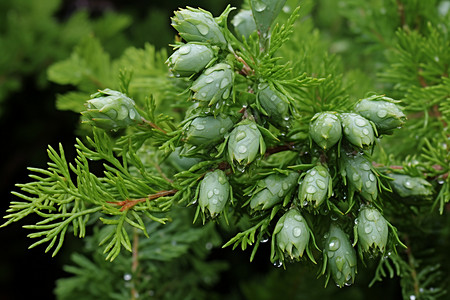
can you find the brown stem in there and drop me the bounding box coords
[108,189,178,211]
[141,118,167,134]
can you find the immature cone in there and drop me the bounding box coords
[340,152,378,202]
[190,63,234,106]
[81,89,142,130]
[257,83,290,128]
[250,172,299,210]
[231,9,257,40]
[389,174,433,198]
[355,95,406,134]
[273,209,310,259]
[166,43,215,77]
[167,147,202,172]
[309,112,342,150]
[356,206,388,253]
[228,121,265,166]
[299,165,331,208]
[184,115,234,146]
[325,224,357,288]
[340,113,374,148]
[198,169,230,217]
[171,7,227,48]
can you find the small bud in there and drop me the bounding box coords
[231,9,257,40]
[355,95,406,134]
[250,172,299,210]
[257,83,290,128]
[228,121,265,166]
[389,173,433,198]
[309,112,342,150]
[273,209,310,259]
[184,115,234,146]
[171,7,227,48]
[199,169,230,217]
[340,152,378,202]
[325,224,357,288]
[251,0,286,38]
[166,43,215,77]
[340,113,374,148]
[81,89,142,130]
[190,63,234,106]
[356,206,388,254]
[299,165,331,208]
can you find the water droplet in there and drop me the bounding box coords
[213,188,220,195]
[362,128,370,135]
[355,118,367,127]
[212,198,219,204]
[362,163,371,171]
[273,261,283,268]
[316,179,326,189]
[369,173,376,181]
[364,225,373,234]
[222,88,230,99]
[124,273,132,281]
[365,181,372,189]
[310,169,317,176]
[201,92,207,98]
[352,173,361,181]
[328,238,340,251]
[354,218,359,225]
[282,182,289,190]
[238,145,247,153]
[219,127,226,134]
[205,242,213,250]
[220,78,230,89]
[294,215,303,222]
[236,131,247,141]
[197,24,209,35]
[327,250,335,258]
[207,191,214,198]
[377,110,387,118]
[178,45,191,54]
[270,94,277,101]
[277,190,284,197]
[365,210,376,221]
[306,186,317,194]
[293,227,302,237]
[335,271,343,279]
[409,295,417,300]
[129,110,136,119]
[261,236,269,243]
[254,1,267,12]
[205,77,214,83]
[404,181,413,189]
[302,200,309,207]
[196,124,205,131]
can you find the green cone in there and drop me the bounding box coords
[340,113,374,148]
[250,172,299,210]
[228,120,265,165]
[355,95,406,134]
[251,0,286,38]
[171,7,227,48]
[309,112,342,150]
[198,169,230,217]
[167,147,202,172]
[231,9,257,40]
[389,173,433,198]
[81,89,142,130]
[184,115,234,146]
[166,43,215,77]
[340,152,378,202]
[257,83,290,128]
[190,63,234,107]
[273,209,310,259]
[299,165,331,208]
[356,206,388,253]
[325,224,357,288]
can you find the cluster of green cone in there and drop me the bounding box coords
[78,2,434,289]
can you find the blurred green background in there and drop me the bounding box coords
[0,0,413,299]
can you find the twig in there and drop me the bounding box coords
[108,189,178,211]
